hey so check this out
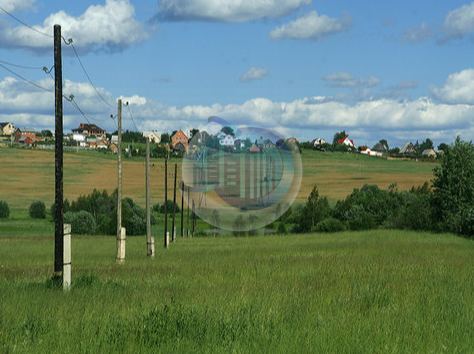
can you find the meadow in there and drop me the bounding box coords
[1,229,474,353]
[2,146,471,353]
[0,146,435,209]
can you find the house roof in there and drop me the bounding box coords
[422,149,436,156]
[249,145,260,152]
[72,123,105,132]
[372,142,388,152]
[400,142,415,154]
[172,129,187,140]
[337,137,355,146]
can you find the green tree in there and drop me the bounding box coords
[438,143,448,152]
[221,126,235,137]
[419,138,434,153]
[0,201,9,218]
[160,133,170,143]
[29,201,46,219]
[432,136,474,236]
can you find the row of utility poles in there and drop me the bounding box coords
[53,24,196,291]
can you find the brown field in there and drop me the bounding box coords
[0,147,436,209]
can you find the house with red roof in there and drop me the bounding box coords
[337,136,355,148]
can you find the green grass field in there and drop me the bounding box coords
[1,230,474,353]
[2,146,471,353]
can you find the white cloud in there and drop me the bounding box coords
[3,76,474,147]
[269,11,352,41]
[155,0,311,22]
[0,0,150,54]
[0,0,35,12]
[401,22,434,43]
[440,1,474,41]
[430,69,474,105]
[240,67,268,82]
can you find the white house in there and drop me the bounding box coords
[72,133,87,147]
[143,131,161,144]
[220,134,235,146]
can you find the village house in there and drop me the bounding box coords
[312,138,327,149]
[249,145,261,153]
[399,142,417,155]
[287,137,299,144]
[72,123,106,139]
[0,122,15,136]
[422,148,437,158]
[14,128,39,143]
[219,134,235,147]
[337,136,355,148]
[143,131,161,144]
[171,129,188,150]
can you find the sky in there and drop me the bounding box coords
[1,0,474,148]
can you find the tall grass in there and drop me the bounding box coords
[1,231,474,353]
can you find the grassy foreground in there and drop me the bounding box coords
[1,230,474,353]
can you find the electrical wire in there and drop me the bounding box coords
[0,62,53,93]
[0,59,45,70]
[67,41,115,109]
[0,5,52,38]
[126,103,141,132]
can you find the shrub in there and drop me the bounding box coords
[152,203,160,212]
[277,222,287,234]
[0,201,10,218]
[159,200,180,214]
[29,201,46,219]
[64,211,96,235]
[315,218,345,233]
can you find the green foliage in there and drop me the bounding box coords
[0,200,10,218]
[29,201,45,219]
[64,189,152,236]
[314,217,345,233]
[221,126,235,137]
[159,200,180,214]
[64,211,96,235]
[292,186,331,233]
[432,136,474,236]
[152,203,160,212]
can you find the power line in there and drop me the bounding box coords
[126,103,141,132]
[0,59,45,70]
[0,62,53,93]
[68,41,115,109]
[0,5,52,38]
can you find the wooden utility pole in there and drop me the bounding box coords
[187,186,190,237]
[191,199,195,237]
[54,24,64,275]
[146,137,153,256]
[164,158,168,248]
[180,181,184,237]
[172,163,177,242]
[116,99,125,262]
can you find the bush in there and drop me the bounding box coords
[159,200,180,214]
[29,201,46,219]
[315,218,345,233]
[64,211,96,235]
[152,203,160,212]
[0,201,9,218]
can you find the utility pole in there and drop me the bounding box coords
[54,24,64,275]
[116,99,125,262]
[164,158,168,248]
[172,163,177,242]
[180,181,184,237]
[146,137,153,256]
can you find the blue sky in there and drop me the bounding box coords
[1,0,474,148]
